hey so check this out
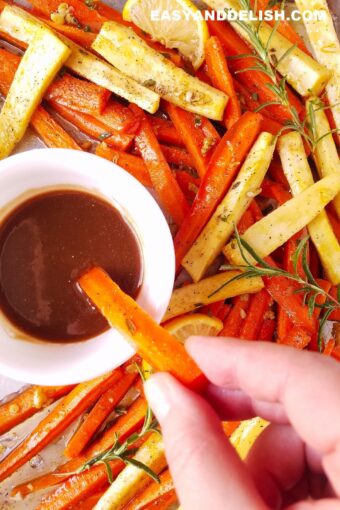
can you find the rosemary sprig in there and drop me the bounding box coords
[228,0,339,151]
[211,228,340,351]
[77,364,160,484]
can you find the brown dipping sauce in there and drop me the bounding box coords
[0,190,142,343]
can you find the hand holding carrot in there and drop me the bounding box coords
[145,338,340,510]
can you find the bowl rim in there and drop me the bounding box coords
[0,148,175,385]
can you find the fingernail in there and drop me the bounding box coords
[144,375,171,421]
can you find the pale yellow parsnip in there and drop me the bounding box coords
[278,132,340,285]
[224,174,340,265]
[163,271,264,321]
[203,0,331,97]
[0,29,71,159]
[306,97,340,219]
[0,5,160,113]
[94,433,166,510]
[92,22,228,120]
[183,132,275,282]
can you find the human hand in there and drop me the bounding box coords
[145,338,340,510]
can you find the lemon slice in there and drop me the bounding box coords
[164,313,223,343]
[122,0,209,69]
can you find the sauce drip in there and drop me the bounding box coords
[0,190,142,342]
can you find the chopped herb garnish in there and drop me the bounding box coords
[98,132,112,140]
[143,79,156,87]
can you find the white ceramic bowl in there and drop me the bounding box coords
[0,149,175,385]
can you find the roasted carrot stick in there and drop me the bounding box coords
[174,111,263,270]
[0,48,81,150]
[165,103,220,179]
[36,460,123,510]
[45,18,96,48]
[207,19,303,123]
[260,117,284,136]
[46,73,111,116]
[158,145,195,169]
[50,101,134,151]
[261,179,292,205]
[149,117,184,147]
[239,289,273,340]
[323,338,336,357]
[268,157,290,189]
[237,207,256,235]
[142,491,178,510]
[205,36,241,129]
[79,267,206,391]
[329,287,340,321]
[277,326,312,350]
[124,470,174,510]
[95,100,142,134]
[264,271,317,334]
[258,317,275,341]
[95,143,152,187]
[64,371,137,458]
[13,395,148,497]
[220,296,250,337]
[29,0,107,31]
[328,209,340,243]
[130,104,189,227]
[0,385,74,436]
[0,369,123,483]
[133,144,195,169]
[73,490,108,510]
[175,171,200,203]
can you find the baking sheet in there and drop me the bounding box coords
[0,0,339,508]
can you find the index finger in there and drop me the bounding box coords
[187,338,340,456]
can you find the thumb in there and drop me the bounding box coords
[145,373,267,510]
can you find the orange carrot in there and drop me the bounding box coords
[29,0,107,32]
[36,460,123,510]
[0,48,81,150]
[142,491,178,510]
[332,346,340,362]
[264,271,317,334]
[174,111,263,270]
[79,267,206,391]
[95,100,142,134]
[205,35,241,129]
[323,338,336,356]
[268,157,290,189]
[207,19,303,124]
[131,104,189,227]
[261,179,292,205]
[46,73,111,116]
[0,385,74,436]
[237,207,256,235]
[175,171,200,203]
[95,142,152,187]
[45,18,96,48]
[124,470,174,510]
[71,490,108,510]
[277,326,312,349]
[260,117,284,136]
[64,371,137,458]
[239,289,273,340]
[258,317,275,341]
[222,421,241,437]
[0,369,123,483]
[133,144,195,169]
[149,117,184,147]
[329,287,340,321]
[328,209,340,243]
[159,145,195,169]
[13,395,148,497]
[165,103,220,179]
[50,101,134,151]
[220,296,250,337]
